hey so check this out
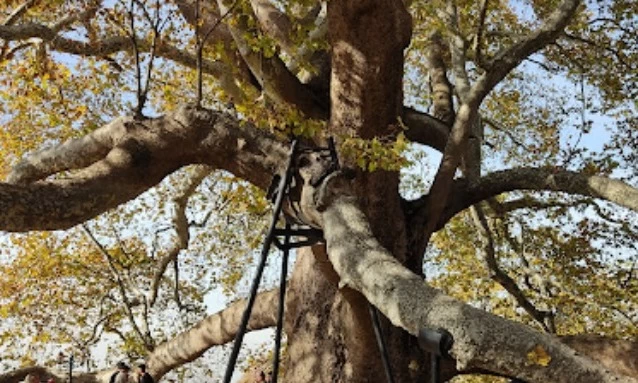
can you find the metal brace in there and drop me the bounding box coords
[222,138,395,383]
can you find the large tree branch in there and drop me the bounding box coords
[2,333,635,383]
[0,21,228,75]
[443,7,484,185]
[0,19,248,100]
[401,106,449,151]
[440,167,638,226]
[0,291,279,383]
[488,195,591,215]
[248,0,295,56]
[413,0,581,238]
[424,32,455,126]
[561,335,638,379]
[314,172,636,383]
[418,0,580,241]
[441,0,471,102]
[148,165,212,306]
[1,20,451,154]
[173,0,257,101]
[146,289,279,379]
[215,0,327,119]
[422,103,477,237]
[471,0,581,101]
[248,0,330,90]
[473,0,490,67]
[0,105,287,232]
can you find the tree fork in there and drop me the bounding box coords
[281,1,426,382]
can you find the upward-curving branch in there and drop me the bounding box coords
[438,167,638,226]
[0,105,287,232]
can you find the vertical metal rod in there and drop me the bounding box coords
[369,304,395,383]
[430,354,439,383]
[69,355,73,383]
[271,224,291,383]
[222,140,298,383]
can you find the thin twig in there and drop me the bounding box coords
[0,41,34,62]
[195,0,238,106]
[3,0,36,26]
[127,0,144,118]
[474,0,489,68]
[524,57,560,73]
[482,117,527,149]
[563,32,631,68]
[471,205,556,333]
[81,224,153,350]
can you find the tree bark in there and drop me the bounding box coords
[315,172,637,383]
[0,105,287,231]
[280,1,426,382]
[147,290,279,380]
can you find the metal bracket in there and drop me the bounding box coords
[418,328,454,383]
[272,227,324,250]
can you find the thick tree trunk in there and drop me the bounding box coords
[283,247,428,383]
[281,1,424,382]
[283,247,378,382]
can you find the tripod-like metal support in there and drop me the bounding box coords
[222,138,396,383]
[221,140,302,383]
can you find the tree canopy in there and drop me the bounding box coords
[0,0,636,382]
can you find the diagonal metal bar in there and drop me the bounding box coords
[222,140,298,383]
[369,304,395,383]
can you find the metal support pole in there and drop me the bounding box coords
[429,354,439,383]
[271,224,291,383]
[369,305,395,383]
[69,355,73,383]
[222,141,298,383]
[418,328,453,383]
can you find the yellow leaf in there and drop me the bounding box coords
[527,344,551,367]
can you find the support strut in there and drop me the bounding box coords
[222,138,397,383]
[221,141,299,383]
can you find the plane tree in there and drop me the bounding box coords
[0,0,636,382]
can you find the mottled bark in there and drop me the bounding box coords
[148,166,213,306]
[425,31,455,126]
[0,105,287,231]
[315,172,637,383]
[439,167,638,227]
[278,1,423,382]
[2,0,637,382]
[248,0,295,55]
[561,335,638,379]
[147,290,279,380]
[2,103,638,381]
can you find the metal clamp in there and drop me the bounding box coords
[418,328,453,383]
